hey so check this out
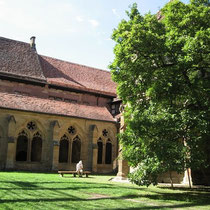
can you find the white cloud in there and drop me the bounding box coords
[105,38,112,41]
[112,9,117,15]
[0,0,5,6]
[88,19,99,27]
[76,16,84,22]
[0,0,78,35]
[112,8,120,18]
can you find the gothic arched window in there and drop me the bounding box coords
[31,132,42,162]
[16,130,28,161]
[105,139,112,164]
[59,135,69,163]
[97,138,103,164]
[71,136,81,163]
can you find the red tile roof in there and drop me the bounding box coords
[39,55,117,97]
[0,36,116,97]
[0,92,115,122]
[0,37,46,81]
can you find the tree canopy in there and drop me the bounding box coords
[110,0,210,186]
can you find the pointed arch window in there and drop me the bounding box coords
[97,137,103,164]
[71,135,81,163]
[105,139,112,164]
[59,134,69,163]
[16,130,28,161]
[31,132,42,162]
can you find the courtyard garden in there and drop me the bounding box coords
[0,171,210,209]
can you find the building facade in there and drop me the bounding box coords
[0,36,120,173]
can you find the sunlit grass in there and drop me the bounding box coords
[0,171,209,209]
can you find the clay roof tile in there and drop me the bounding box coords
[0,92,115,122]
[39,55,117,97]
[0,37,46,81]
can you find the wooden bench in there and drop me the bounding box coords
[58,170,91,178]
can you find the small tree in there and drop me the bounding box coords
[110,0,210,186]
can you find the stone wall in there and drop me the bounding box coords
[157,171,185,184]
[0,109,118,173]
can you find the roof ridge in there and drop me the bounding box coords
[0,36,111,73]
[0,36,29,46]
[40,54,111,74]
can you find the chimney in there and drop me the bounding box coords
[30,36,36,50]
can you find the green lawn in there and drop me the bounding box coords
[0,172,210,209]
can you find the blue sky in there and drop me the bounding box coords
[0,0,189,70]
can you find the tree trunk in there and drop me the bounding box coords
[187,168,192,189]
[169,171,174,189]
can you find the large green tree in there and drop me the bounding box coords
[110,0,210,186]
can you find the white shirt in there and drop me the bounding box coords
[76,161,83,172]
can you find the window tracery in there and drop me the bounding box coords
[102,129,108,137]
[68,126,76,135]
[16,121,43,163]
[16,130,28,161]
[97,133,113,165]
[18,130,28,137]
[73,135,80,142]
[60,134,69,141]
[58,126,83,164]
[33,131,42,138]
[27,121,36,131]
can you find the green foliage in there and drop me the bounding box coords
[128,157,162,187]
[110,0,210,186]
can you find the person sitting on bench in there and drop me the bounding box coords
[76,160,83,177]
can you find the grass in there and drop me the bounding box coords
[0,172,210,209]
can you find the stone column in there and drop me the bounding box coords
[6,115,16,169]
[92,143,98,172]
[112,144,116,170]
[86,125,93,171]
[115,105,130,180]
[27,139,31,162]
[52,141,60,170]
[117,159,130,179]
[89,125,98,172]
[51,121,60,171]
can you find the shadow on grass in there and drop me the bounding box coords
[0,193,210,210]
[0,180,141,191]
[140,191,210,204]
[60,176,95,179]
[116,202,210,210]
[158,186,210,192]
[1,172,210,209]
